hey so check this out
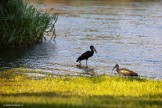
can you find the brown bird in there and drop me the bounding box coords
[112,64,138,76]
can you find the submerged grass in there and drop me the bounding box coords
[0,68,162,108]
[0,0,58,48]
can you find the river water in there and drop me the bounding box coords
[0,0,162,78]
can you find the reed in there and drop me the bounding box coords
[0,0,58,48]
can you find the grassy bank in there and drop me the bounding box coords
[0,68,162,108]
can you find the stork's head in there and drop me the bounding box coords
[90,45,97,53]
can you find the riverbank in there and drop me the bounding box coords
[0,68,162,108]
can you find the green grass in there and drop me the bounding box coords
[0,68,162,108]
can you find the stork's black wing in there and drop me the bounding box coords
[77,51,92,62]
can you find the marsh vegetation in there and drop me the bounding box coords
[0,0,57,48]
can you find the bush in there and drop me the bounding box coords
[0,0,58,48]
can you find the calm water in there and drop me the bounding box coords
[1,0,162,78]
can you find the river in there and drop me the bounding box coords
[0,0,162,78]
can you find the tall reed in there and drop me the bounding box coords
[0,0,58,48]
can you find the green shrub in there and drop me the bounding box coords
[0,0,58,48]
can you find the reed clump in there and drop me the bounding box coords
[0,0,58,48]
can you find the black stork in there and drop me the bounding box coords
[112,64,138,76]
[77,45,97,67]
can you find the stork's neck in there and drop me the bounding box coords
[90,48,94,53]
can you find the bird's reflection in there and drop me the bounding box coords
[76,64,96,76]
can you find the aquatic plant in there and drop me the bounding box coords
[0,0,58,48]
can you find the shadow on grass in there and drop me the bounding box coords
[112,76,148,82]
[1,92,162,108]
[0,69,19,80]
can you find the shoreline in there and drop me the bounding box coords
[0,68,162,108]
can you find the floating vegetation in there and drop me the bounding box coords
[0,0,58,48]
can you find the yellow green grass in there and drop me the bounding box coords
[0,68,162,108]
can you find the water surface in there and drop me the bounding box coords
[1,0,162,78]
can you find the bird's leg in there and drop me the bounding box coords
[86,60,88,68]
[79,61,81,66]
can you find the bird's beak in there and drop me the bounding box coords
[112,65,116,72]
[93,47,97,53]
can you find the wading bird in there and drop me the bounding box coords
[77,45,97,67]
[112,64,138,76]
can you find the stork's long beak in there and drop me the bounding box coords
[93,47,97,53]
